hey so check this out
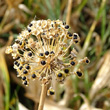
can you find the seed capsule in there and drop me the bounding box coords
[16,63,20,67]
[22,76,26,80]
[50,51,55,55]
[67,32,73,39]
[29,23,33,27]
[73,33,78,39]
[64,68,70,76]
[58,73,62,77]
[70,59,77,66]
[45,51,49,55]
[56,72,65,82]
[23,70,28,74]
[41,61,46,65]
[75,69,83,78]
[39,53,45,58]
[32,74,36,78]
[26,65,30,70]
[47,87,55,96]
[19,42,22,45]
[19,66,23,70]
[28,52,32,57]
[73,33,80,44]
[27,28,31,32]
[24,80,28,85]
[84,57,90,64]
[70,61,75,66]
[65,25,69,29]
[14,61,18,65]
[64,69,69,74]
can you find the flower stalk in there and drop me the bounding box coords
[38,84,47,110]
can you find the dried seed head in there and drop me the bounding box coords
[5,19,89,93]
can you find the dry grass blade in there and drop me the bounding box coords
[89,51,110,100]
[24,80,41,103]
[79,94,102,110]
[0,75,4,110]
[18,4,32,14]
[58,77,74,107]
[0,47,10,110]
[66,0,72,25]
[94,33,102,56]
[0,21,16,34]
[80,104,103,110]
[44,99,72,110]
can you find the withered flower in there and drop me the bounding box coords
[5,19,89,90]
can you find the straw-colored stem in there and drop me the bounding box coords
[38,84,47,110]
[66,0,72,25]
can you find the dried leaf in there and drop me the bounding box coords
[89,51,110,100]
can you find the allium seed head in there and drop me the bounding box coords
[5,19,90,89]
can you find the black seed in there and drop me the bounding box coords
[58,73,62,77]
[22,76,26,80]
[27,28,31,32]
[32,74,36,78]
[68,32,72,37]
[50,51,54,54]
[73,34,78,39]
[23,70,28,74]
[76,71,82,77]
[15,39,20,43]
[26,65,30,69]
[39,53,44,56]
[65,25,69,29]
[16,57,20,60]
[19,41,22,45]
[24,81,27,85]
[75,41,78,43]
[51,24,54,27]
[63,21,66,25]
[28,52,32,56]
[50,91,54,95]
[14,61,18,65]
[64,69,69,73]
[25,48,30,51]
[42,33,46,35]
[45,51,49,55]
[19,66,23,70]
[70,61,75,66]
[26,41,28,44]
[16,63,20,67]
[48,29,50,31]
[29,23,33,27]
[86,60,89,63]
[18,49,24,54]
[41,61,46,65]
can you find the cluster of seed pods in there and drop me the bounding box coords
[6,19,90,95]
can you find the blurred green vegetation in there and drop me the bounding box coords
[0,0,110,110]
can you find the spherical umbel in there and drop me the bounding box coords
[5,19,90,87]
